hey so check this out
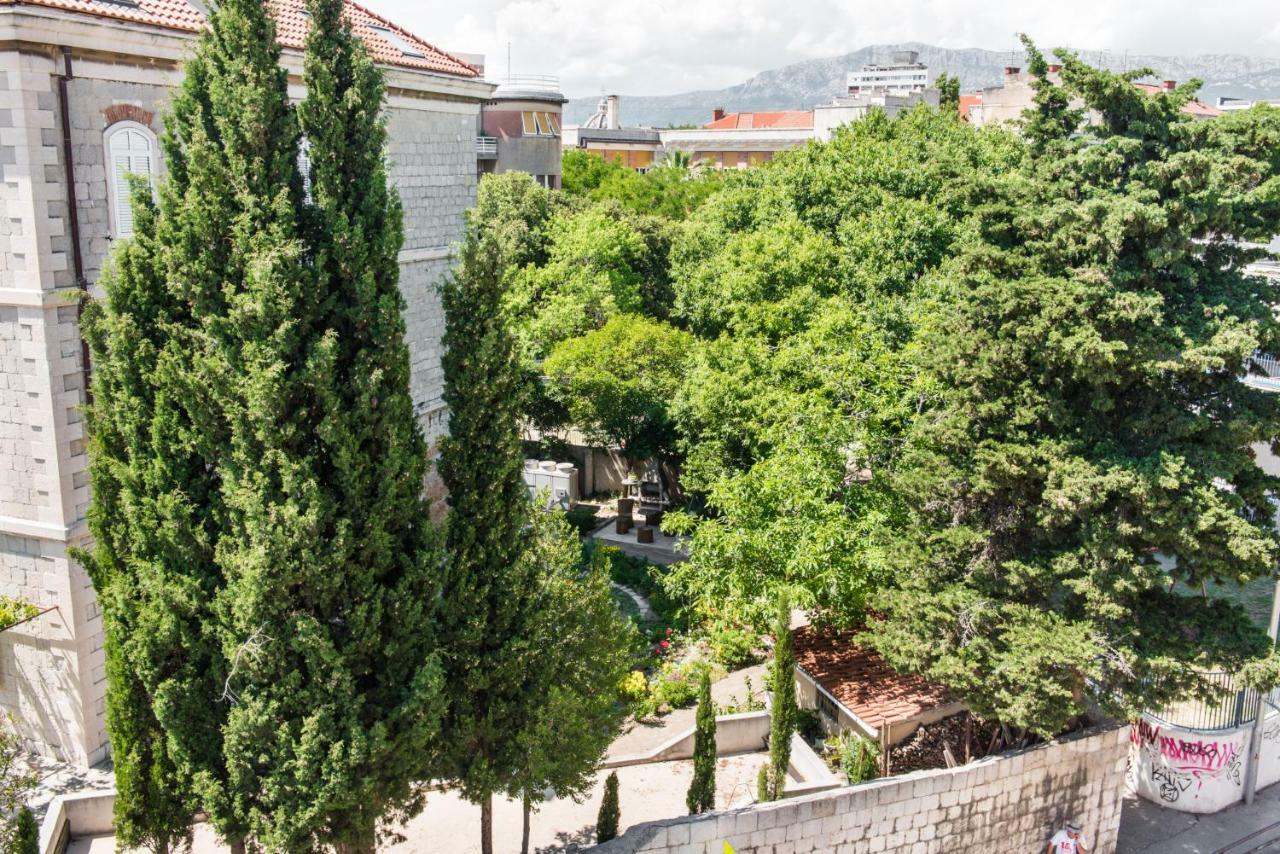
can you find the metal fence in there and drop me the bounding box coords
[1145,671,1279,731]
[1245,352,1280,391]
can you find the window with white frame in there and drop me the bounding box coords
[104,121,157,238]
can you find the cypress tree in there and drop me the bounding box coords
[13,806,38,854]
[686,669,716,814]
[767,595,795,801]
[435,224,545,854]
[596,771,620,843]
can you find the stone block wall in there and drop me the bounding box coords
[592,726,1129,854]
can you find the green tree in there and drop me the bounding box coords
[0,718,37,853]
[195,0,447,848]
[544,314,693,463]
[686,670,716,814]
[935,72,960,114]
[509,512,634,854]
[12,807,37,854]
[1017,35,1084,146]
[596,771,621,843]
[766,594,796,801]
[436,226,546,854]
[867,50,1280,736]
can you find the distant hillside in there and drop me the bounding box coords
[565,42,1280,128]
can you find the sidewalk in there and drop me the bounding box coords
[1118,783,1280,853]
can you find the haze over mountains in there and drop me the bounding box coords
[563,42,1280,128]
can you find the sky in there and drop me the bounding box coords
[368,0,1280,98]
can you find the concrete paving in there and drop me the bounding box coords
[1118,782,1280,853]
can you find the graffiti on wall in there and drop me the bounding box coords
[1129,718,1243,805]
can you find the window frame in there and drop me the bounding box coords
[103,120,159,239]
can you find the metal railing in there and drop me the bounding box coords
[1243,351,1280,391]
[475,136,498,158]
[493,74,562,93]
[1145,672,1278,731]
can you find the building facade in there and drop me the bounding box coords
[660,108,814,168]
[562,95,663,171]
[478,75,566,188]
[846,49,931,96]
[0,0,490,765]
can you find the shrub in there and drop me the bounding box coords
[618,670,648,703]
[708,621,760,670]
[756,764,770,802]
[795,708,825,745]
[827,732,879,784]
[596,771,620,843]
[648,661,704,712]
[0,596,38,631]
[14,806,37,854]
[566,504,600,535]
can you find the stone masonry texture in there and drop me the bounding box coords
[591,726,1130,854]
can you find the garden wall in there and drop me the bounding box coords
[590,725,1128,854]
[1128,707,1280,814]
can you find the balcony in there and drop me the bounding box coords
[476,136,498,160]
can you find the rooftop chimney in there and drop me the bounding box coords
[712,106,726,122]
[1004,65,1021,78]
[1162,79,1176,91]
[606,94,620,130]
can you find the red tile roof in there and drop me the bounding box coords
[792,625,953,728]
[0,0,479,77]
[705,110,814,130]
[958,92,982,120]
[1132,83,1222,117]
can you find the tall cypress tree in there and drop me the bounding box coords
[686,669,716,814]
[204,0,444,848]
[81,193,201,853]
[436,224,545,854]
[767,595,795,801]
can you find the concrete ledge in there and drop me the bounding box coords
[39,789,115,854]
[603,711,771,768]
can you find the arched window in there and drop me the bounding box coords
[104,121,157,238]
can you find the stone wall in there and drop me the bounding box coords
[592,726,1129,854]
[0,16,484,764]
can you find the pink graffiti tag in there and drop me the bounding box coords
[1158,737,1237,772]
[1131,719,1160,747]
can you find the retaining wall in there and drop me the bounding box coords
[1128,707,1280,814]
[592,725,1128,854]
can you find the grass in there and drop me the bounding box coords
[1199,576,1278,632]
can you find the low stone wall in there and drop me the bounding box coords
[591,725,1128,854]
[1128,707,1280,814]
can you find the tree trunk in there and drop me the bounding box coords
[481,795,493,854]
[522,795,531,854]
[230,841,246,854]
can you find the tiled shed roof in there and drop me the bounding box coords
[0,0,479,77]
[1132,83,1222,117]
[705,110,814,130]
[792,625,953,728]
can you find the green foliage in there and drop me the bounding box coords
[867,44,1280,736]
[0,598,37,631]
[12,807,37,854]
[619,670,649,702]
[756,764,770,803]
[565,504,601,535]
[590,543,687,629]
[644,659,710,716]
[767,596,796,801]
[686,669,717,814]
[0,719,37,854]
[795,708,824,745]
[596,771,621,843]
[936,73,960,114]
[562,149,724,220]
[508,512,635,811]
[708,621,761,670]
[544,314,693,460]
[826,732,879,784]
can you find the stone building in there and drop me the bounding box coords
[0,0,491,765]
[478,75,567,188]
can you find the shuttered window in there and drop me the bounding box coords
[105,123,156,238]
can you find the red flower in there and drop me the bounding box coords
[660,640,670,650]
[666,628,673,637]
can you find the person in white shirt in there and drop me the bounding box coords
[1046,821,1089,854]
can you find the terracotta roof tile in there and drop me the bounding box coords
[0,0,479,77]
[792,625,952,728]
[705,110,813,130]
[1131,82,1221,117]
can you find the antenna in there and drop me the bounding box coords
[506,41,512,81]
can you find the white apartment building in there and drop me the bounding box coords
[846,50,931,96]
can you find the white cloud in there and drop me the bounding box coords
[367,0,1280,96]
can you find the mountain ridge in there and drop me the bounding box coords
[564,42,1280,128]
